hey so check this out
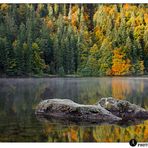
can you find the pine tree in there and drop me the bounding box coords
[78,5,92,73]
[5,39,16,75]
[98,38,113,76]
[0,37,7,74]
[15,23,26,75]
[32,42,45,74]
[144,29,148,72]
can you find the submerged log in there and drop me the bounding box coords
[35,98,148,125]
[35,99,121,124]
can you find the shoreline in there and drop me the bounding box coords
[0,74,148,79]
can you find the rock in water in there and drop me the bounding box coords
[98,97,148,120]
[35,98,148,125]
[35,99,121,124]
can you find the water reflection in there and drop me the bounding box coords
[42,120,148,142]
[0,77,148,142]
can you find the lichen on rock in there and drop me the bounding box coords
[35,97,148,125]
[98,97,148,119]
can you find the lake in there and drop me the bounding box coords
[0,77,148,142]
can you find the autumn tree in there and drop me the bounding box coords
[112,48,131,75]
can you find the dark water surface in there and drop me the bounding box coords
[0,77,148,142]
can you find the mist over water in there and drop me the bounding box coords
[0,77,148,142]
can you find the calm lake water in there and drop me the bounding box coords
[0,77,148,142]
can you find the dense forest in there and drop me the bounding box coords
[0,4,148,77]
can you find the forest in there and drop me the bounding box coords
[0,4,148,77]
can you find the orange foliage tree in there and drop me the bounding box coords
[111,48,131,75]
